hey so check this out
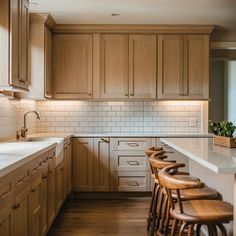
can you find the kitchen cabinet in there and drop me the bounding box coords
[73,138,94,191]
[27,13,55,99]
[129,35,156,99]
[73,137,110,192]
[47,155,56,227]
[93,138,110,191]
[13,185,30,236]
[100,35,129,99]
[56,161,65,210]
[52,34,93,99]
[64,139,72,196]
[0,0,29,91]
[110,138,155,192]
[100,34,156,99]
[29,174,42,236]
[0,202,14,236]
[158,34,210,100]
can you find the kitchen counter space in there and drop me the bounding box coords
[28,132,73,140]
[72,132,213,138]
[160,137,236,173]
[0,141,56,177]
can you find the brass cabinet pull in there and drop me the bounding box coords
[42,176,47,179]
[130,93,134,96]
[127,161,139,166]
[31,188,36,193]
[101,138,109,143]
[127,142,139,147]
[127,181,139,187]
[125,94,129,96]
[12,203,20,209]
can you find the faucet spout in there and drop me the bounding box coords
[21,110,40,138]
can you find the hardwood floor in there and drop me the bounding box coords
[48,198,150,236]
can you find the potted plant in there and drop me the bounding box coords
[209,121,236,148]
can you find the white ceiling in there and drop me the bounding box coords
[30,0,236,39]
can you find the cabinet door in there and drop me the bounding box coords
[100,35,129,98]
[0,202,14,236]
[47,165,56,227]
[64,141,72,196]
[129,35,156,99]
[41,161,48,236]
[45,26,53,98]
[72,138,93,191]
[93,138,110,192]
[19,0,29,87]
[14,186,30,236]
[184,35,209,99]
[52,34,93,99]
[29,174,42,236]
[158,35,183,99]
[56,162,65,210]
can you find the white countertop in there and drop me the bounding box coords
[28,133,72,140]
[0,141,56,177]
[72,132,213,138]
[160,138,236,173]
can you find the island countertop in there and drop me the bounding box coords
[160,137,236,173]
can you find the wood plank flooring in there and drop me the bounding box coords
[48,198,150,236]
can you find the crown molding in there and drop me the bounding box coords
[52,24,214,34]
[30,13,56,29]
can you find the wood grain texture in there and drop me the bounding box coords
[48,199,150,236]
[52,34,93,99]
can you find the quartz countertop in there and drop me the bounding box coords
[0,141,56,177]
[160,138,236,173]
[27,133,73,140]
[72,133,213,138]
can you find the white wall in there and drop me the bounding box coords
[226,61,236,125]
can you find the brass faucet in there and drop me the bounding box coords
[21,111,40,138]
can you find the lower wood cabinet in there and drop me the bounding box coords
[64,139,72,196]
[0,201,14,236]
[56,161,65,210]
[72,137,110,192]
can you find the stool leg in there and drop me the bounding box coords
[216,223,227,236]
[149,185,160,236]
[170,218,178,236]
[187,224,194,236]
[164,199,171,236]
[196,224,202,236]
[147,182,158,231]
[178,222,187,236]
[155,189,164,230]
[159,195,168,234]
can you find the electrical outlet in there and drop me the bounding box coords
[189,118,197,127]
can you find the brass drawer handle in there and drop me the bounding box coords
[60,167,64,171]
[12,203,20,209]
[130,93,134,96]
[17,175,29,184]
[42,176,48,179]
[48,156,54,160]
[127,143,139,147]
[127,181,139,187]
[127,161,139,166]
[31,188,36,193]
[101,138,109,143]
[32,165,41,173]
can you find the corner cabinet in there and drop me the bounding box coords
[0,0,29,91]
[100,34,156,99]
[52,34,93,99]
[158,34,210,100]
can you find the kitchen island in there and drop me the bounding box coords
[160,137,236,235]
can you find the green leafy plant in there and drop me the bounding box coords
[209,121,236,138]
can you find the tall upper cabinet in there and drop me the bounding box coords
[100,34,156,99]
[28,13,55,99]
[158,34,210,100]
[52,34,93,99]
[0,0,29,91]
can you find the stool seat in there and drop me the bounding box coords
[171,200,233,223]
[172,186,218,200]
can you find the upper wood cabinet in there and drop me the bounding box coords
[129,35,156,99]
[158,34,210,100]
[27,13,55,99]
[52,34,93,99]
[0,0,29,91]
[100,35,129,99]
[184,35,209,99]
[100,34,157,99]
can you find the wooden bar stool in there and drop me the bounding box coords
[145,147,166,232]
[149,155,219,236]
[158,164,233,236]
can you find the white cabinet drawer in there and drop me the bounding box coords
[111,151,149,172]
[111,172,151,192]
[111,138,154,151]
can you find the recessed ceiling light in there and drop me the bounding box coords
[111,13,120,16]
